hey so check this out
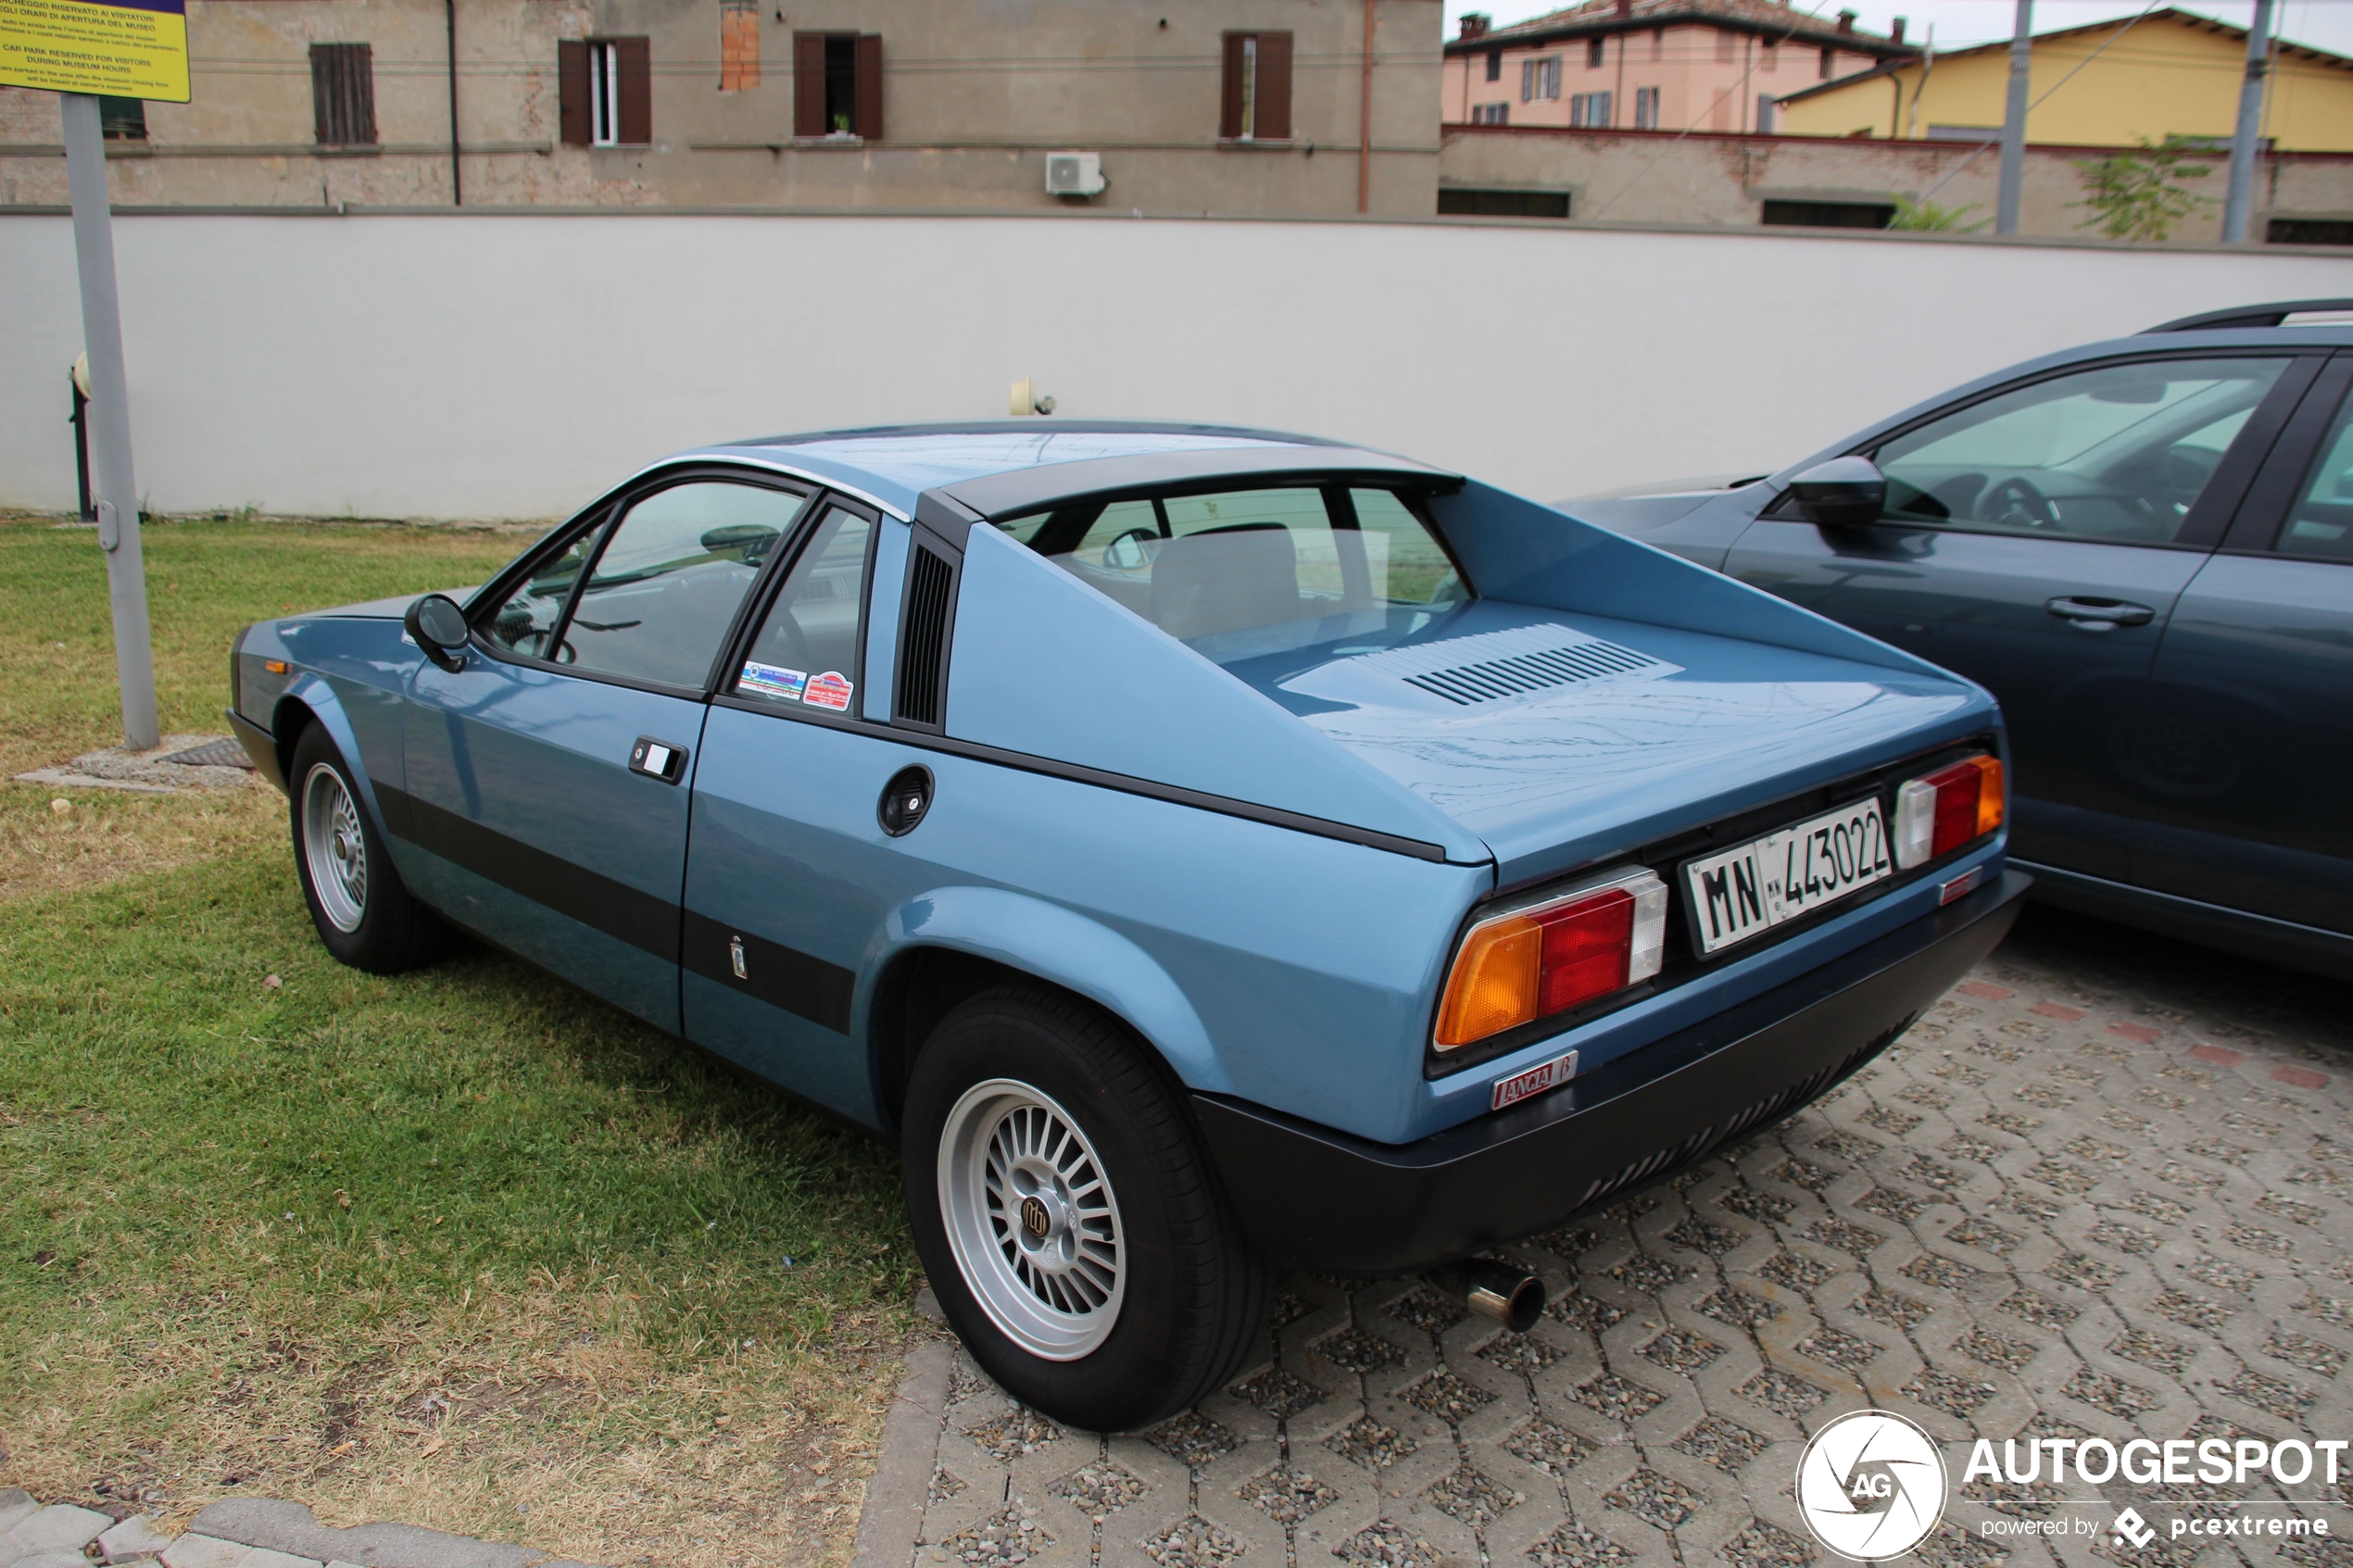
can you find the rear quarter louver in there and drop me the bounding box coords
[894,537,959,730]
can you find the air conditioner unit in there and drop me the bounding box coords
[1045,152,1106,198]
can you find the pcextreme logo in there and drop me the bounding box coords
[1795,1410,1949,1562]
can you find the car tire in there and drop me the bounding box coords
[288,722,447,974]
[902,982,1269,1431]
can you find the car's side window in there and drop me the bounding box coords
[1871,358,2288,544]
[2279,387,2353,560]
[731,504,875,713]
[482,522,606,659]
[560,481,804,690]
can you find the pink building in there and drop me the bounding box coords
[1443,0,1915,136]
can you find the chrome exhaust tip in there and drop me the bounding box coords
[1427,1259,1544,1332]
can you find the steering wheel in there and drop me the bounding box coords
[1102,526,1159,571]
[1980,475,2059,531]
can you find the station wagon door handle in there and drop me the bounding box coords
[2045,596,2155,629]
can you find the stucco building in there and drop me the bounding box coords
[0,0,1442,214]
[1440,0,1911,144]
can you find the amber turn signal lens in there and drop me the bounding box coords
[1973,755,2006,837]
[1434,914,1541,1048]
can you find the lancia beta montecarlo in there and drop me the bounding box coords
[228,423,2024,1431]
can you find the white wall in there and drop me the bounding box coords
[5,211,2347,520]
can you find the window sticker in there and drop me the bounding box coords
[804,671,854,711]
[738,661,808,702]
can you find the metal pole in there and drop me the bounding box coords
[2222,0,2272,242]
[60,92,159,752]
[1994,0,2032,233]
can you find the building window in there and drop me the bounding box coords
[719,0,760,92]
[793,32,882,138]
[99,95,146,140]
[1761,42,1777,71]
[2270,218,2353,245]
[1756,94,1776,132]
[1819,45,1836,77]
[1715,29,1736,62]
[1651,26,1665,58]
[1587,36,1605,67]
[1485,47,1501,81]
[1220,31,1292,140]
[1761,198,1893,228]
[309,43,376,145]
[1521,55,1560,101]
[560,37,650,146]
[1470,101,1510,124]
[1569,91,1612,127]
[1439,188,1570,217]
[1633,85,1660,129]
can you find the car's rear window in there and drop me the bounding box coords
[997,486,1466,661]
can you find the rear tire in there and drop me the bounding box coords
[288,722,447,973]
[901,983,1269,1431]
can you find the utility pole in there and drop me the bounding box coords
[1994,0,2032,233]
[2222,0,2273,242]
[60,93,159,751]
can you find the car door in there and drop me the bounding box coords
[2130,353,2353,935]
[400,472,808,1031]
[1723,352,2315,885]
[679,500,950,1123]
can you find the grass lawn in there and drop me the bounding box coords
[0,513,918,1566]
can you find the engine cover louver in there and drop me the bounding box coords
[1345,624,1673,708]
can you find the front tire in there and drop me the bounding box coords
[288,723,447,973]
[902,984,1269,1431]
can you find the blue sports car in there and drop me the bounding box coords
[229,422,2023,1429]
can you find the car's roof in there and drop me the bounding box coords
[652,421,1460,521]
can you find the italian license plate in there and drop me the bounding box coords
[1682,798,1892,956]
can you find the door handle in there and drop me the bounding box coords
[2045,596,2155,629]
[628,736,687,784]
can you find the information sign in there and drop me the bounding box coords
[0,0,189,103]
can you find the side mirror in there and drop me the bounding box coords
[404,593,472,672]
[1788,457,1886,531]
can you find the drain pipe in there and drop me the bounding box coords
[446,0,462,205]
[1357,0,1374,212]
[1428,1260,1544,1331]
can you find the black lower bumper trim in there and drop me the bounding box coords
[226,708,285,794]
[1192,868,2030,1274]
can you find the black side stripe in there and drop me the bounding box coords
[682,910,856,1035]
[383,785,681,961]
[378,784,855,1033]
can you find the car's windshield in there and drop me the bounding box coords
[997,485,1467,664]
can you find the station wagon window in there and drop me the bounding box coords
[1870,358,2287,544]
[561,481,803,689]
[733,504,874,711]
[2280,386,2353,560]
[1002,485,1466,661]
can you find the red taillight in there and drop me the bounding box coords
[1894,753,2004,869]
[1436,868,1667,1050]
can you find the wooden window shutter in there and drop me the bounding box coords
[558,39,589,146]
[310,43,376,145]
[615,36,651,144]
[1219,34,1246,139]
[852,33,882,140]
[1255,31,1292,139]
[793,31,826,136]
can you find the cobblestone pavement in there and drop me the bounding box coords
[860,909,2353,1568]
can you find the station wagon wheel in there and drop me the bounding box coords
[938,1078,1126,1360]
[902,982,1269,1431]
[285,722,449,975]
[301,761,370,933]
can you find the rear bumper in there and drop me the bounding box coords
[226,708,285,794]
[1191,867,2030,1274]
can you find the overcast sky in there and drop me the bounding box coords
[1441,0,2353,61]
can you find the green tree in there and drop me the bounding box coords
[1889,195,1987,232]
[2072,135,2217,243]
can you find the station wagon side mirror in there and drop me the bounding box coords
[1788,457,1887,532]
[404,593,472,672]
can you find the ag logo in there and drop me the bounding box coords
[1794,1409,1948,1562]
